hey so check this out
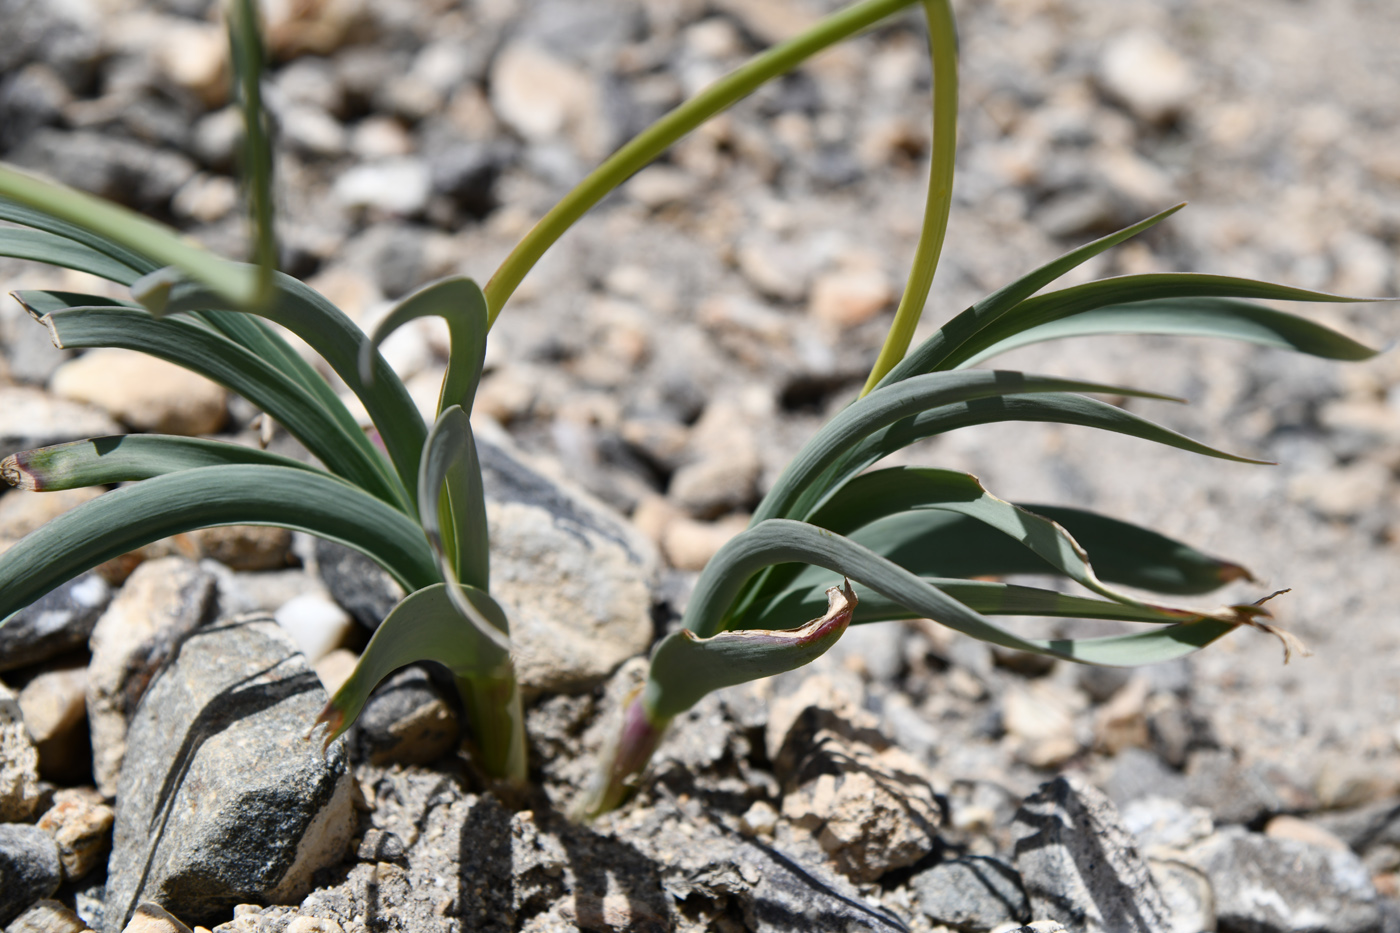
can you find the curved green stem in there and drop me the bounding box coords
[482,0,923,323]
[860,0,959,396]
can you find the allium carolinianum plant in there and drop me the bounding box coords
[0,0,1384,816]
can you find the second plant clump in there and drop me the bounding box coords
[0,0,1386,819]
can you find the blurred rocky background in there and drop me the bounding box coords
[1,0,1399,930]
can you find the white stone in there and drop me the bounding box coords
[333,159,431,216]
[274,593,355,663]
[1098,32,1196,123]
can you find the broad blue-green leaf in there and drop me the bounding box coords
[0,464,439,621]
[686,519,1262,667]
[0,228,143,285]
[419,406,492,599]
[35,303,405,508]
[753,370,1176,525]
[315,583,510,747]
[0,197,159,274]
[876,205,1186,387]
[2,434,320,490]
[0,163,260,305]
[359,277,490,416]
[955,297,1379,368]
[133,268,426,506]
[941,274,1376,370]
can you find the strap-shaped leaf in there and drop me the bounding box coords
[0,464,439,621]
[359,276,490,416]
[940,273,1376,370]
[753,576,1216,630]
[314,582,511,747]
[0,197,159,274]
[3,434,320,491]
[685,519,1259,667]
[133,268,427,507]
[35,303,405,508]
[226,0,277,302]
[752,370,1175,525]
[645,582,857,720]
[11,290,138,315]
[876,205,1186,387]
[0,228,144,285]
[955,296,1380,368]
[0,164,260,305]
[419,406,490,594]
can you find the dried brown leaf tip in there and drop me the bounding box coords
[0,454,29,490]
[1236,588,1311,664]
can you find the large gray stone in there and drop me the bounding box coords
[1011,776,1179,933]
[87,557,216,797]
[0,823,62,927]
[0,572,110,674]
[103,615,354,932]
[1188,827,1383,933]
[911,856,1031,931]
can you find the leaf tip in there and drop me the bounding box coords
[0,454,35,491]
[1217,561,1256,585]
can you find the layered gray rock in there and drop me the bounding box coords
[103,615,354,932]
[0,823,62,927]
[1011,776,1178,933]
[1188,827,1383,933]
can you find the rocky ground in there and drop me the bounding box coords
[1,0,1400,930]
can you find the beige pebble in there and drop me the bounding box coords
[4,898,91,932]
[809,268,894,329]
[121,904,193,933]
[1264,815,1351,852]
[51,349,227,436]
[661,514,749,572]
[38,790,116,882]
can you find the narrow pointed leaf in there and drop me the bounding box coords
[877,204,1186,386]
[133,268,427,505]
[11,290,137,315]
[942,274,1379,369]
[3,434,320,491]
[419,406,489,593]
[315,583,510,746]
[644,582,857,721]
[226,0,277,301]
[956,297,1380,368]
[0,228,143,285]
[685,519,1261,667]
[0,197,159,274]
[0,164,259,305]
[0,464,439,621]
[37,303,406,507]
[752,370,1177,524]
[359,277,490,416]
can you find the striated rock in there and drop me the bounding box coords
[50,350,226,436]
[776,705,942,882]
[37,789,114,882]
[911,856,1031,931]
[4,898,91,933]
[103,615,354,932]
[0,573,110,674]
[0,681,43,822]
[87,557,216,798]
[1012,776,1178,933]
[0,388,121,462]
[477,431,657,694]
[1188,827,1383,933]
[0,823,62,927]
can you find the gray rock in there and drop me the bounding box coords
[911,856,1031,931]
[1313,798,1400,854]
[312,538,404,631]
[428,140,512,219]
[1185,748,1286,826]
[1011,776,1176,933]
[10,129,196,212]
[0,387,122,463]
[0,823,62,927]
[354,666,459,765]
[1120,796,1215,852]
[87,558,216,798]
[477,431,658,694]
[103,615,354,932]
[1148,858,1215,933]
[0,573,110,674]
[1188,827,1383,933]
[1104,746,1189,807]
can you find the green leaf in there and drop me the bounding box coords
[0,228,144,285]
[359,276,490,417]
[36,303,406,508]
[0,197,160,275]
[419,406,490,594]
[684,519,1260,666]
[0,464,439,621]
[644,581,857,721]
[876,204,1186,387]
[955,296,1380,368]
[942,273,1377,369]
[2,434,321,491]
[133,268,427,507]
[226,0,277,301]
[11,290,138,315]
[0,163,260,305]
[314,583,511,747]
[753,370,1177,525]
